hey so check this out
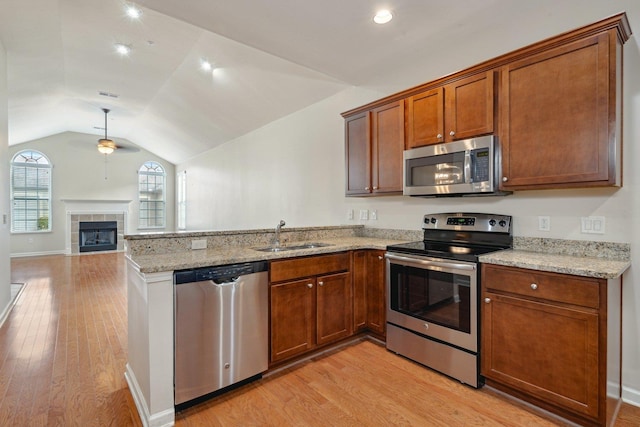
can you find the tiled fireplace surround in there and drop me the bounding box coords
[62,200,130,255]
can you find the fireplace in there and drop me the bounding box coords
[62,199,130,255]
[79,221,118,252]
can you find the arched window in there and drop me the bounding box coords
[138,161,165,228]
[11,150,52,232]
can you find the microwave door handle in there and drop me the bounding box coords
[464,151,472,183]
[385,253,476,271]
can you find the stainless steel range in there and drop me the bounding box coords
[385,212,512,388]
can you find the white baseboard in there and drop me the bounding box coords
[0,300,10,329]
[622,385,640,407]
[10,249,66,258]
[125,363,175,427]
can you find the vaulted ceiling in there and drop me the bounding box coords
[1,0,637,164]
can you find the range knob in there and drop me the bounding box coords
[489,219,496,226]
[430,217,437,224]
[499,220,507,227]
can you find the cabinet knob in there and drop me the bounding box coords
[378,256,383,260]
[530,283,538,290]
[484,297,491,304]
[307,283,313,289]
[436,133,442,139]
[365,186,370,191]
[373,186,378,190]
[502,176,508,182]
[423,323,429,330]
[318,281,324,287]
[449,131,455,136]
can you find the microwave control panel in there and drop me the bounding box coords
[471,148,490,182]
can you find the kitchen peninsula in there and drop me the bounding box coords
[124,225,416,427]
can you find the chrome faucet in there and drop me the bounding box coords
[274,220,286,248]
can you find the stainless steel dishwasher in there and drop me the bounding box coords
[173,261,268,408]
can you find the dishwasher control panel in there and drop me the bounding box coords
[174,261,268,284]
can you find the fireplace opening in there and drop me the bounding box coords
[79,221,117,253]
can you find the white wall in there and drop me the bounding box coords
[0,37,11,318]
[177,5,640,403]
[8,132,175,256]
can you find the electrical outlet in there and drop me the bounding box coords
[347,209,354,220]
[538,216,550,231]
[191,239,207,250]
[581,216,605,234]
[359,209,369,220]
[370,210,378,220]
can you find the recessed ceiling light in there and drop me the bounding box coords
[200,59,212,72]
[126,4,142,19]
[374,10,393,24]
[115,43,131,56]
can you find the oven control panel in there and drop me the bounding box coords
[423,213,511,233]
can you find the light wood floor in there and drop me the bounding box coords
[3,253,640,426]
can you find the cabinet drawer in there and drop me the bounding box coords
[270,252,350,283]
[482,264,600,309]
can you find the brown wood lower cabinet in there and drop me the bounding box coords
[481,264,621,427]
[269,253,352,364]
[352,249,386,337]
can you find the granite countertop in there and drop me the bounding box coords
[127,236,404,273]
[479,249,630,279]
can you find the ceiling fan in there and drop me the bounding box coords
[97,108,130,154]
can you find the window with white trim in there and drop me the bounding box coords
[138,161,166,228]
[10,150,52,232]
[177,170,186,230]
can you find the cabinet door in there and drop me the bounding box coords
[345,111,371,195]
[270,278,316,363]
[445,71,494,141]
[482,291,599,419]
[500,32,616,189]
[406,87,444,148]
[316,272,353,345]
[371,101,405,194]
[352,250,367,332]
[365,251,386,336]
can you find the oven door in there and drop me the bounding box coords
[385,252,478,352]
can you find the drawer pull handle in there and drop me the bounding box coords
[531,283,538,290]
[484,297,491,304]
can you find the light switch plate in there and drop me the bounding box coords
[359,209,369,220]
[370,210,378,220]
[581,216,605,234]
[538,216,550,231]
[347,209,354,220]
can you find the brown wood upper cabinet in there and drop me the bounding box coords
[406,71,495,148]
[343,13,630,193]
[499,22,628,190]
[345,100,404,196]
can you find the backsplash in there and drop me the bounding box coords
[125,225,368,256]
[514,237,630,260]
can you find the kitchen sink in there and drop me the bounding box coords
[253,242,333,252]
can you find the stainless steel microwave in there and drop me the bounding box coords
[403,135,510,197]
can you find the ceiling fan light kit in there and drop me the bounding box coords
[97,139,116,154]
